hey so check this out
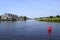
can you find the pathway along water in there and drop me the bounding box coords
[0,20,60,40]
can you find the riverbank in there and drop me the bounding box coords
[35,15,60,22]
[0,13,28,21]
[0,19,27,21]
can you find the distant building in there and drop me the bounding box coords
[1,13,18,20]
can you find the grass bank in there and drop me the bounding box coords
[35,15,60,22]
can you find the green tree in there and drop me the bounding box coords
[56,15,60,17]
[23,16,27,20]
[49,16,53,18]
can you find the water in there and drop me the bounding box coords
[0,20,60,40]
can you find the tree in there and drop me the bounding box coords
[49,16,53,18]
[56,15,60,17]
[23,16,27,20]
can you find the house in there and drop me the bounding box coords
[1,13,18,20]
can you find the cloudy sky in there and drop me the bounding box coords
[0,0,60,18]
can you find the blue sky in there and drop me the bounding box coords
[0,0,60,18]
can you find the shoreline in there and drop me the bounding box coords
[35,18,60,22]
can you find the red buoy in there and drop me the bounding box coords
[48,26,51,31]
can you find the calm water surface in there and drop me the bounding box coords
[0,20,60,40]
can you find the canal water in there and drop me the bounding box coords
[0,20,60,40]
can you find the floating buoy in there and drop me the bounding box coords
[48,26,51,31]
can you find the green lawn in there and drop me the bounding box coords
[35,17,60,22]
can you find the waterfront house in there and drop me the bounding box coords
[1,13,18,20]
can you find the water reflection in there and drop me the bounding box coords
[48,30,51,36]
[48,30,52,40]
